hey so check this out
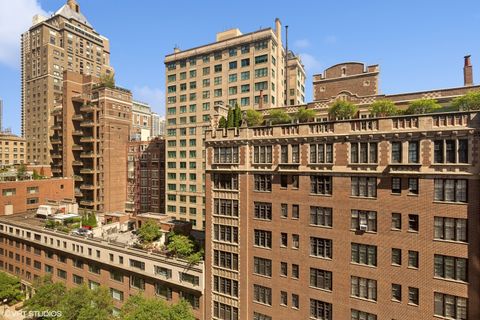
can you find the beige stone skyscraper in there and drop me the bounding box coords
[164,19,304,230]
[21,0,113,165]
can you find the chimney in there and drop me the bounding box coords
[464,55,473,86]
[259,90,264,109]
[67,0,80,13]
[174,46,181,53]
[275,18,282,45]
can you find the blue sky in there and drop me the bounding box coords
[0,0,479,135]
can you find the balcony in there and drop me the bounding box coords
[72,161,83,166]
[80,104,95,113]
[80,168,95,174]
[80,120,95,127]
[51,138,62,144]
[72,130,84,136]
[51,153,62,159]
[72,114,84,121]
[51,107,62,116]
[72,144,83,151]
[79,200,95,206]
[80,151,95,158]
[52,168,62,174]
[72,94,91,103]
[80,136,95,143]
[80,184,95,190]
[74,189,83,197]
[73,175,83,182]
[51,124,62,130]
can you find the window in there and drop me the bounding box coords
[434,254,467,282]
[351,276,377,301]
[292,175,299,188]
[214,147,239,163]
[57,269,67,279]
[392,248,402,265]
[110,270,123,282]
[392,284,402,301]
[255,67,268,78]
[310,206,332,227]
[280,291,288,306]
[155,284,172,300]
[213,301,238,320]
[254,229,272,248]
[281,204,288,218]
[351,243,377,266]
[434,217,467,242]
[408,141,419,163]
[351,210,377,232]
[213,173,238,190]
[280,175,288,188]
[254,174,272,192]
[254,202,272,220]
[88,264,101,274]
[253,284,272,305]
[281,233,288,247]
[391,177,401,194]
[255,54,268,64]
[280,262,288,276]
[351,309,377,320]
[241,71,250,80]
[391,141,402,163]
[129,259,145,270]
[310,268,332,290]
[409,287,419,305]
[214,64,222,73]
[292,234,299,249]
[110,288,123,301]
[391,213,401,230]
[253,257,272,277]
[408,178,419,194]
[253,146,272,163]
[310,299,332,320]
[130,275,145,290]
[291,145,300,163]
[310,176,332,195]
[408,250,419,268]
[213,276,238,297]
[292,294,299,309]
[434,179,467,203]
[213,250,238,271]
[292,205,299,219]
[241,58,250,67]
[408,214,419,232]
[350,142,377,163]
[214,199,239,217]
[281,145,288,163]
[351,177,376,197]
[434,292,467,319]
[310,144,333,163]
[434,139,469,164]
[214,224,238,244]
[154,266,172,279]
[310,237,332,258]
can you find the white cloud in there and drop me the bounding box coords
[0,0,48,68]
[293,39,310,49]
[298,53,322,74]
[132,86,165,115]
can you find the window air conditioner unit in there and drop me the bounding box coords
[359,224,368,231]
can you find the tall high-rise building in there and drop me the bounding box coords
[151,112,165,137]
[131,100,152,141]
[50,71,132,213]
[21,0,113,165]
[164,19,305,229]
[286,50,306,105]
[204,60,480,320]
[0,98,3,132]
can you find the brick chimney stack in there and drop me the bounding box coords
[464,55,473,86]
[67,0,80,13]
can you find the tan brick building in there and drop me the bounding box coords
[21,0,113,165]
[164,19,305,230]
[0,133,26,166]
[131,101,153,141]
[50,71,132,213]
[0,213,204,318]
[0,177,74,216]
[204,61,479,320]
[126,137,166,215]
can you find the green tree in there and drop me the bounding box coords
[58,285,112,320]
[293,107,316,123]
[0,272,23,304]
[233,103,242,127]
[245,109,264,126]
[369,99,398,116]
[167,233,195,259]
[137,220,162,243]
[328,100,358,119]
[16,164,27,180]
[120,294,195,320]
[218,116,227,128]
[99,73,115,88]
[226,107,235,128]
[81,212,97,227]
[405,98,441,115]
[24,276,66,314]
[32,170,43,180]
[268,109,291,125]
[452,90,480,111]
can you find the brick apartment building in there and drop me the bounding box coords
[50,71,132,213]
[0,177,74,215]
[126,137,166,215]
[0,133,26,166]
[0,214,204,318]
[204,60,479,320]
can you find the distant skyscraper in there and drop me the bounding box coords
[0,98,3,132]
[131,100,152,141]
[151,112,165,137]
[21,0,113,164]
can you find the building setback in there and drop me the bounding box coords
[50,71,132,213]
[126,137,166,215]
[21,0,113,165]
[204,61,480,320]
[164,19,305,230]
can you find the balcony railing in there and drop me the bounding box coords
[80,120,95,127]
[72,114,84,121]
[72,130,84,136]
[72,161,83,166]
[80,136,94,143]
[80,152,95,158]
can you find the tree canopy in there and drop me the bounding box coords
[245,109,264,126]
[369,99,398,117]
[137,220,162,243]
[99,73,115,88]
[57,285,113,320]
[452,90,480,111]
[0,272,23,304]
[167,233,195,258]
[120,294,195,320]
[328,100,358,119]
[24,276,67,314]
[405,98,441,115]
[293,107,316,123]
[218,116,227,128]
[268,109,291,125]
